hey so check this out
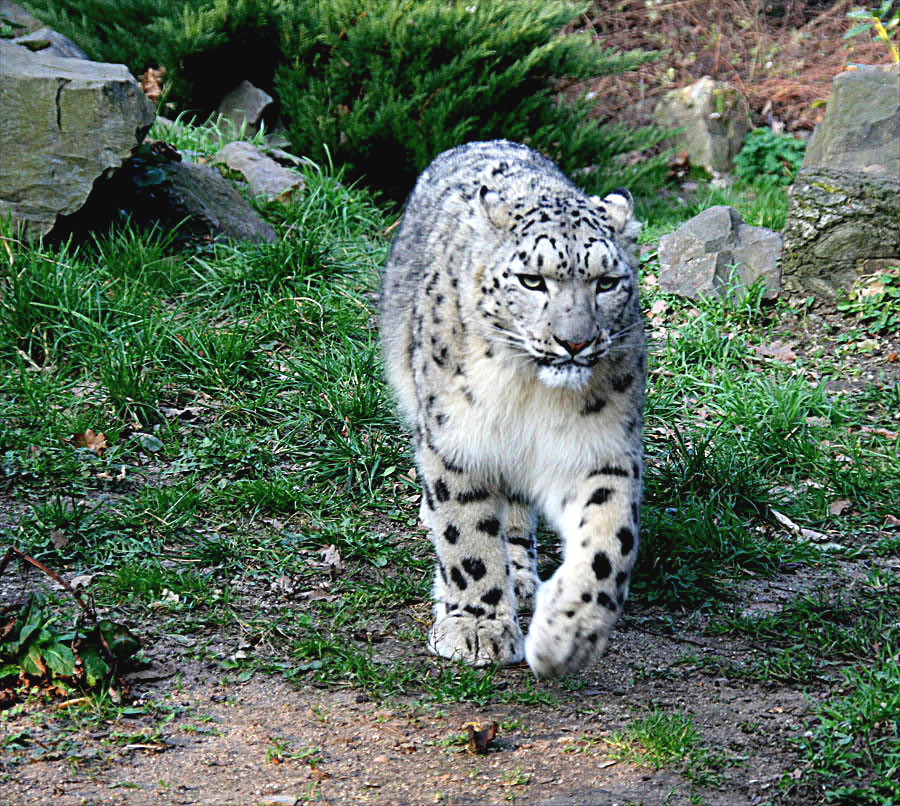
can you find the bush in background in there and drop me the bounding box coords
[733,127,806,189]
[276,0,668,201]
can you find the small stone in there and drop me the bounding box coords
[654,77,751,173]
[659,206,781,299]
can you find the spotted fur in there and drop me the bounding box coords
[380,141,645,678]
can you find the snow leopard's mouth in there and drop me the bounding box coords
[535,361,594,390]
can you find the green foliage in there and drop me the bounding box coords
[733,128,806,189]
[276,0,667,201]
[846,2,900,63]
[606,708,731,787]
[836,268,900,334]
[0,593,139,690]
[20,0,193,69]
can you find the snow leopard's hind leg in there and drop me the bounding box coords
[418,443,524,667]
[505,499,538,611]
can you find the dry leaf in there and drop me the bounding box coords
[828,499,851,516]
[885,514,900,527]
[467,721,498,754]
[751,340,797,363]
[72,429,107,455]
[857,425,898,440]
[139,66,166,103]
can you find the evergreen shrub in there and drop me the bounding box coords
[275,0,669,201]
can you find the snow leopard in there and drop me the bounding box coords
[380,140,645,678]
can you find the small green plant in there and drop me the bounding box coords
[846,2,900,63]
[0,591,139,692]
[836,268,900,334]
[605,708,730,787]
[733,128,806,188]
[265,737,321,765]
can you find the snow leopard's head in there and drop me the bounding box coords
[474,186,642,390]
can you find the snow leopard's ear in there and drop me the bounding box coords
[478,185,512,230]
[590,188,642,245]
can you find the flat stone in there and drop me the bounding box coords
[13,27,89,60]
[212,141,304,202]
[157,160,276,243]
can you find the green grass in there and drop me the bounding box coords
[605,707,732,789]
[791,646,900,804]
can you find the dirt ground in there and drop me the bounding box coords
[5,568,830,806]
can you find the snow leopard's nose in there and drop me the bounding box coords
[554,336,591,356]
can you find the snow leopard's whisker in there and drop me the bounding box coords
[608,322,643,341]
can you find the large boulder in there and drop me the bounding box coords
[782,65,900,299]
[0,39,155,238]
[802,65,899,178]
[653,77,752,173]
[781,167,900,299]
[659,206,782,300]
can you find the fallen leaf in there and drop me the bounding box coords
[750,340,797,363]
[320,544,343,574]
[828,499,851,516]
[467,721,498,755]
[72,429,107,455]
[649,299,667,316]
[69,574,94,590]
[885,514,900,527]
[857,425,898,440]
[297,588,338,602]
[139,66,166,103]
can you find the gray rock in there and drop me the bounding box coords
[0,1,42,35]
[157,160,276,243]
[0,39,154,238]
[216,80,274,135]
[659,206,782,300]
[781,167,900,300]
[13,27,89,60]
[803,65,899,178]
[653,77,751,173]
[781,65,900,300]
[211,141,304,202]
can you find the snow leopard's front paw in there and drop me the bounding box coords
[428,612,524,667]
[524,575,615,678]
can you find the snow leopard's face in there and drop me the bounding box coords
[475,188,641,390]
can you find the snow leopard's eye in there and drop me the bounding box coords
[595,276,619,293]
[517,274,547,292]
